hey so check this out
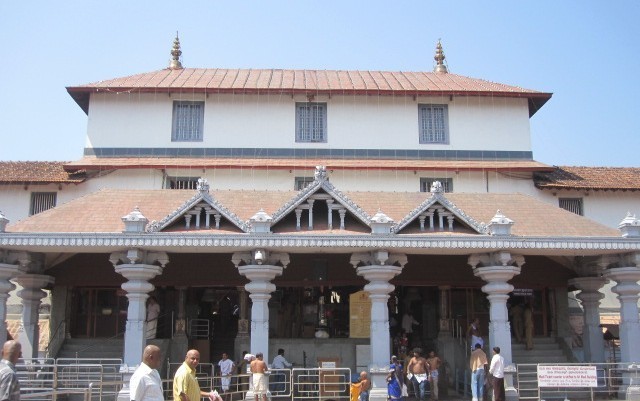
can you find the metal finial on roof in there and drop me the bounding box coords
[169,32,183,70]
[433,40,448,74]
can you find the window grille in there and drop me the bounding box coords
[30,192,57,216]
[294,177,314,190]
[420,178,453,193]
[172,101,204,141]
[166,177,199,190]
[419,104,449,144]
[296,103,327,142]
[559,198,583,216]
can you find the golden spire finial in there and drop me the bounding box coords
[433,39,448,73]
[169,32,183,70]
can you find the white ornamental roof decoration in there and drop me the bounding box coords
[269,165,372,227]
[146,178,248,232]
[393,189,488,234]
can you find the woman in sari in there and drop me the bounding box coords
[387,355,405,401]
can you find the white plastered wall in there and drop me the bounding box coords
[85,93,532,152]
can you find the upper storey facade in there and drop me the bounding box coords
[67,40,551,161]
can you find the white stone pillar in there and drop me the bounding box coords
[469,252,523,401]
[0,258,21,344]
[469,252,523,364]
[568,277,607,362]
[604,266,640,363]
[351,250,406,401]
[110,249,167,368]
[233,250,288,357]
[14,274,54,359]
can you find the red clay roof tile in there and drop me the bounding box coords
[534,166,640,191]
[0,162,85,184]
[6,188,619,238]
[67,68,552,116]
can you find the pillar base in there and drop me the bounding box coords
[505,365,518,401]
[368,371,389,401]
[116,367,135,401]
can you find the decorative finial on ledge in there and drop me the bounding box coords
[433,39,448,74]
[488,209,514,236]
[619,212,640,237]
[314,166,328,181]
[122,206,148,233]
[197,177,209,192]
[169,32,183,70]
[430,180,444,193]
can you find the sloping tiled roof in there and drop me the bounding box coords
[64,157,553,172]
[7,188,620,238]
[66,68,552,116]
[0,162,85,184]
[534,166,640,192]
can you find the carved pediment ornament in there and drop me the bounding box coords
[467,252,525,269]
[394,192,488,234]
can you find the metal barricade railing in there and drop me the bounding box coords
[268,368,292,398]
[291,367,351,401]
[20,387,93,401]
[516,362,640,401]
[189,319,211,338]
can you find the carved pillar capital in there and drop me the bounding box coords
[111,250,166,368]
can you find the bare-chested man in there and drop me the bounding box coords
[426,351,442,401]
[250,352,269,401]
[407,349,429,401]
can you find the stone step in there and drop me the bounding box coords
[512,342,560,350]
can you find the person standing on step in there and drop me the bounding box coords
[467,317,484,351]
[489,347,505,401]
[524,302,534,350]
[217,352,235,397]
[426,351,442,401]
[146,296,160,340]
[407,349,429,401]
[509,302,524,344]
[469,343,488,401]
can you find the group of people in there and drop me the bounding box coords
[469,343,506,401]
[509,302,535,350]
[130,347,275,401]
[385,349,442,401]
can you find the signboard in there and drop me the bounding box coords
[512,288,534,296]
[349,290,371,338]
[537,365,598,388]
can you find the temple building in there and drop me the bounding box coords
[1,37,640,400]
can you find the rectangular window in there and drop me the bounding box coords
[30,192,57,216]
[172,101,204,141]
[295,177,314,190]
[420,178,453,193]
[166,177,199,190]
[419,104,449,144]
[559,198,583,216]
[296,103,327,142]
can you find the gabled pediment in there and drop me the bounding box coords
[394,191,488,234]
[147,179,248,233]
[270,166,371,232]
